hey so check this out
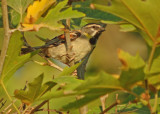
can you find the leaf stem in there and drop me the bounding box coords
[147,42,157,71]
[144,42,157,111]
[152,92,158,114]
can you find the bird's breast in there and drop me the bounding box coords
[44,38,92,64]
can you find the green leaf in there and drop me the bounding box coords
[149,55,160,75]
[119,67,145,88]
[75,71,122,91]
[93,0,160,39]
[118,102,150,114]
[10,9,21,27]
[148,74,160,90]
[38,76,83,101]
[118,49,145,69]
[59,62,82,77]
[63,88,118,110]
[42,0,85,29]
[119,24,136,32]
[73,0,121,22]
[40,72,122,109]
[14,74,56,104]
[1,31,34,83]
[7,0,33,16]
[63,90,105,110]
[118,50,145,88]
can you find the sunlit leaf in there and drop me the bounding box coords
[22,0,85,31]
[118,49,145,69]
[14,74,56,105]
[75,71,122,91]
[118,50,145,88]
[119,24,136,32]
[42,0,85,29]
[24,0,56,24]
[38,76,83,101]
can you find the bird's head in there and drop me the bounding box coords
[81,23,106,45]
[81,23,106,37]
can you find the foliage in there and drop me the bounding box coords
[0,0,160,113]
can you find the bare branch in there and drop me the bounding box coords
[99,100,120,114]
[65,19,75,66]
[30,100,48,113]
[0,0,11,78]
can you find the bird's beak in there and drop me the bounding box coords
[100,24,107,32]
[100,27,106,32]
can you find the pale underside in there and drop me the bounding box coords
[44,37,92,63]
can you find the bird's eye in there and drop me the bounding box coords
[92,26,96,28]
[92,26,99,30]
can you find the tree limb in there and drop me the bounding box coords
[0,0,11,78]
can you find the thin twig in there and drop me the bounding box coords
[65,19,75,66]
[144,42,157,111]
[30,100,48,113]
[3,100,16,112]
[6,108,12,114]
[0,98,4,103]
[99,100,120,114]
[37,109,63,113]
[100,94,109,113]
[47,101,50,114]
[0,99,7,110]
[115,94,119,113]
[0,81,20,113]
[152,92,158,114]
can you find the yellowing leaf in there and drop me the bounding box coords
[24,0,56,24]
[21,23,61,31]
[118,49,145,69]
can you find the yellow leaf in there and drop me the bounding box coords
[24,0,56,24]
[21,23,61,31]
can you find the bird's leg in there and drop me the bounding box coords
[66,45,75,64]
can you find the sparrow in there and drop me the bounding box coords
[21,23,106,64]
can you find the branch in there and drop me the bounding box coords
[0,0,11,78]
[30,100,48,113]
[65,19,75,66]
[99,100,120,114]
[0,1,20,113]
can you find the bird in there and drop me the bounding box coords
[21,23,106,64]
